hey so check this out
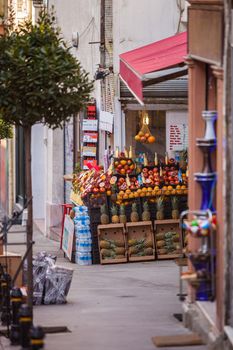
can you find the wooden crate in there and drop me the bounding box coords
[0,253,23,287]
[98,224,127,264]
[154,219,183,259]
[126,221,155,262]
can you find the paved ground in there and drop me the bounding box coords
[0,224,208,350]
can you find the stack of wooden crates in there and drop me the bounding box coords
[98,219,182,264]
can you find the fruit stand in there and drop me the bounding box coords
[71,148,188,264]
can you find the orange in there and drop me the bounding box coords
[148,135,155,143]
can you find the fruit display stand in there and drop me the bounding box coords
[71,148,188,264]
[126,221,155,262]
[154,219,183,259]
[98,223,127,264]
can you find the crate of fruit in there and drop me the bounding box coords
[126,221,155,262]
[154,219,183,259]
[98,224,127,264]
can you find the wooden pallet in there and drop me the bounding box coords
[98,224,127,264]
[126,221,155,262]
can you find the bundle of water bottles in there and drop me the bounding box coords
[73,206,92,265]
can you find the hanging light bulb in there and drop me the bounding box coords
[143,112,149,125]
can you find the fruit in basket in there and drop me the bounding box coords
[156,196,165,220]
[130,203,139,222]
[171,196,180,219]
[142,201,151,221]
[111,205,119,223]
[119,204,127,224]
[100,204,110,225]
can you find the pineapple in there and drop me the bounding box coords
[171,196,180,219]
[130,203,139,222]
[119,204,127,224]
[100,204,110,225]
[142,201,151,221]
[128,239,138,246]
[144,247,153,256]
[115,247,125,255]
[99,240,111,249]
[156,196,164,220]
[111,205,119,223]
[145,240,153,248]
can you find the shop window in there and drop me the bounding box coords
[125,110,166,162]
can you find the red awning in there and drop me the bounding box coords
[119,31,187,104]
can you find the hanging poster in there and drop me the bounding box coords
[62,215,74,261]
[82,146,97,157]
[83,119,98,131]
[83,132,98,143]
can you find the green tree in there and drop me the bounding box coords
[0,10,93,308]
[0,118,12,139]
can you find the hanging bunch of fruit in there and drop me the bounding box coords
[134,111,155,144]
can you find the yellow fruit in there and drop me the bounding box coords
[147,187,153,192]
[151,191,156,196]
[168,186,173,190]
[181,185,186,189]
[126,189,131,194]
[142,187,147,193]
[129,193,134,199]
[165,190,171,196]
[140,192,145,197]
[162,186,167,190]
[138,131,144,137]
[123,194,128,199]
[134,192,139,198]
[119,190,125,196]
[176,185,181,189]
[154,186,159,190]
[137,189,142,193]
[135,134,141,141]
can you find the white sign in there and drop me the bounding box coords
[166,111,188,154]
[99,111,114,133]
[62,215,74,261]
[83,119,98,131]
[169,123,188,151]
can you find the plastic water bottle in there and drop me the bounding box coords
[76,252,92,266]
[76,239,92,252]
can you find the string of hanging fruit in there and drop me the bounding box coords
[134,111,155,144]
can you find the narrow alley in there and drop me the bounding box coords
[1,226,207,350]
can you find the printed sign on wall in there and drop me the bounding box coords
[83,119,98,131]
